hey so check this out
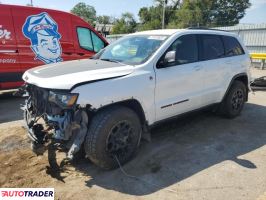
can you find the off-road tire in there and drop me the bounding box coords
[85,105,142,169]
[219,80,247,118]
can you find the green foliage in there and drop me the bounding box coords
[210,0,251,26]
[139,6,163,30]
[168,0,203,28]
[139,0,250,30]
[71,2,96,24]
[112,12,137,34]
[138,0,181,31]
[70,0,250,34]
[97,15,114,25]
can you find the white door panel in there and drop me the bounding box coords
[154,34,205,121]
[201,58,229,105]
[155,63,204,121]
[200,34,230,105]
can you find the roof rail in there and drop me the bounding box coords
[187,27,228,32]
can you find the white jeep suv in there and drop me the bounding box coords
[22,29,251,169]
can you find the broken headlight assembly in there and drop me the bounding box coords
[22,85,88,160]
[48,91,79,109]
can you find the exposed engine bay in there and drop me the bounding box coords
[21,84,89,160]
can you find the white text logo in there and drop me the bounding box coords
[0,25,11,40]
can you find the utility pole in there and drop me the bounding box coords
[30,0,33,6]
[162,0,166,29]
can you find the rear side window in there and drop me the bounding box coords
[223,36,245,56]
[91,32,105,53]
[202,35,224,60]
[77,27,93,51]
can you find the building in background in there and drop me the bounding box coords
[95,23,113,37]
[106,34,126,43]
[216,24,266,54]
[217,24,266,67]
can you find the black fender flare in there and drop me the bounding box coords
[222,73,249,102]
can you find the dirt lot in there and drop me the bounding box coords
[1,68,266,200]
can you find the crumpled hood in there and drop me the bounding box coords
[23,59,134,90]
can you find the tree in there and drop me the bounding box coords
[170,0,250,28]
[112,12,137,34]
[139,6,163,30]
[71,2,96,24]
[138,0,250,30]
[138,0,181,31]
[96,15,114,25]
[168,0,204,28]
[210,0,250,26]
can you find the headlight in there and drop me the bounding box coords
[48,91,78,108]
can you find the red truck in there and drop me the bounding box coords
[0,4,108,90]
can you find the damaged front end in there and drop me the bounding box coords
[22,84,89,160]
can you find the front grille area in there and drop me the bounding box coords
[27,84,64,116]
[27,84,49,115]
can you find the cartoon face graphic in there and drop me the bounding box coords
[32,33,62,61]
[22,12,63,64]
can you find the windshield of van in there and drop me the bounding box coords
[94,35,168,65]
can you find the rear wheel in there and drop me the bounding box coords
[85,106,142,169]
[219,80,247,118]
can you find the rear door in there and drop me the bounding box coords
[222,35,246,75]
[199,34,229,105]
[155,34,205,121]
[0,6,22,89]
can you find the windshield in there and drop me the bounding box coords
[95,35,168,65]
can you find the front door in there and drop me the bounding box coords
[155,34,204,121]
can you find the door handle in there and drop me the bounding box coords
[77,53,85,56]
[0,50,18,53]
[193,65,202,71]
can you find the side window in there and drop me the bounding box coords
[202,35,224,60]
[77,27,93,51]
[158,34,198,68]
[91,31,105,53]
[223,36,245,56]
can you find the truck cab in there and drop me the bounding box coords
[0,4,108,90]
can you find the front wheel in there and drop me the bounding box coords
[219,80,247,118]
[85,106,142,169]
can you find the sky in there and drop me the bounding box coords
[1,0,266,24]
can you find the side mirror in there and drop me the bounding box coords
[165,50,176,63]
[157,50,176,68]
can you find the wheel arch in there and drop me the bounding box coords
[223,73,249,102]
[93,99,148,126]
